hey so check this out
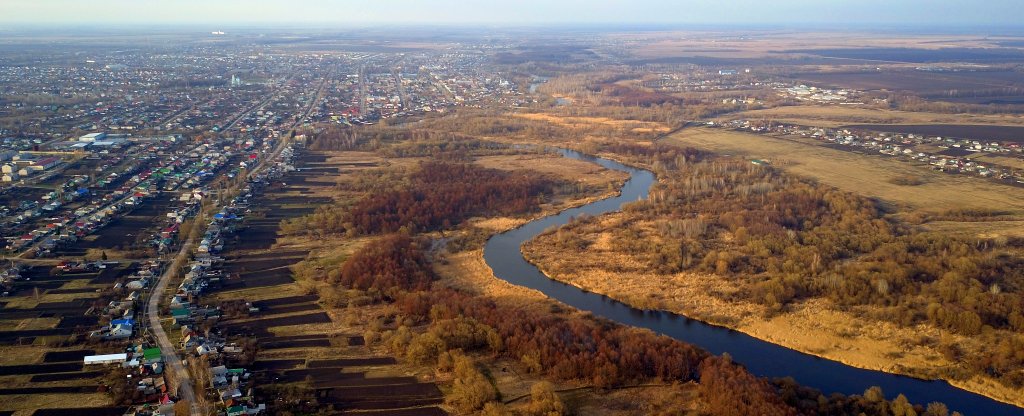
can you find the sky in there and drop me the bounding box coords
[2,0,1023,27]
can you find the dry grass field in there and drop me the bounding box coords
[475,153,629,189]
[514,113,671,134]
[720,105,1024,128]
[664,127,1024,217]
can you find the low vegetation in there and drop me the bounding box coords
[531,142,1024,392]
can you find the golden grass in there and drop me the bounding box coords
[720,105,1024,128]
[923,220,1024,239]
[0,345,46,365]
[475,153,630,188]
[0,316,60,331]
[514,113,671,133]
[665,127,1024,216]
[3,393,112,415]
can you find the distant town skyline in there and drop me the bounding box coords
[2,0,1024,28]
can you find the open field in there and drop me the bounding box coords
[475,153,629,189]
[720,105,1024,128]
[614,31,1024,65]
[664,127,1024,216]
[513,112,671,134]
[0,266,126,415]
[790,70,1024,96]
[205,150,450,415]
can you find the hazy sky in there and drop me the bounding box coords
[2,0,1022,27]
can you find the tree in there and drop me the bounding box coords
[445,354,497,413]
[864,386,886,403]
[527,381,566,416]
[925,402,949,416]
[698,356,796,416]
[892,394,918,416]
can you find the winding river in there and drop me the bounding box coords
[482,149,1023,416]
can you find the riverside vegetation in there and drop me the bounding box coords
[524,140,1024,406]
[275,127,963,415]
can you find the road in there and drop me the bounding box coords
[144,119,299,411]
[143,83,311,413]
[146,240,201,415]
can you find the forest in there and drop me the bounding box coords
[346,161,555,235]
[281,160,556,236]
[318,232,952,416]
[537,142,1024,390]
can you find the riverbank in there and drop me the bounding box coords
[521,220,1024,409]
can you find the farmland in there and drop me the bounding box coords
[721,105,1024,128]
[200,148,450,415]
[0,264,136,416]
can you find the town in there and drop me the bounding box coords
[2,17,1024,416]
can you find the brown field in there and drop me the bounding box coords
[0,265,130,415]
[206,149,452,415]
[514,112,670,134]
[975,154,1024,170]
[664,127,1024,217]
[792,71,1024,96]
[720,105,1024,128]
[475,153,629,189]
[0,393,114,415]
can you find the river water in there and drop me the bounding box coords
[482,148,1023,416]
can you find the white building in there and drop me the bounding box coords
[79,132,107,142]
[84,353,128,365]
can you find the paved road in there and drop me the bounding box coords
[146,240,201,415]
[145,128,294,415]
[142,71,319,414]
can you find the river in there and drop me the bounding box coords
[482,148,1023,416]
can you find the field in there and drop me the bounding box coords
[52,193,176,258]
[0,263,133,415]
[790,70,1024,95]
[664,127,1024,217]
[206,149,450,415]
[721,105,1024,128]
[513,113,671,134]
[615,30,1024,66]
